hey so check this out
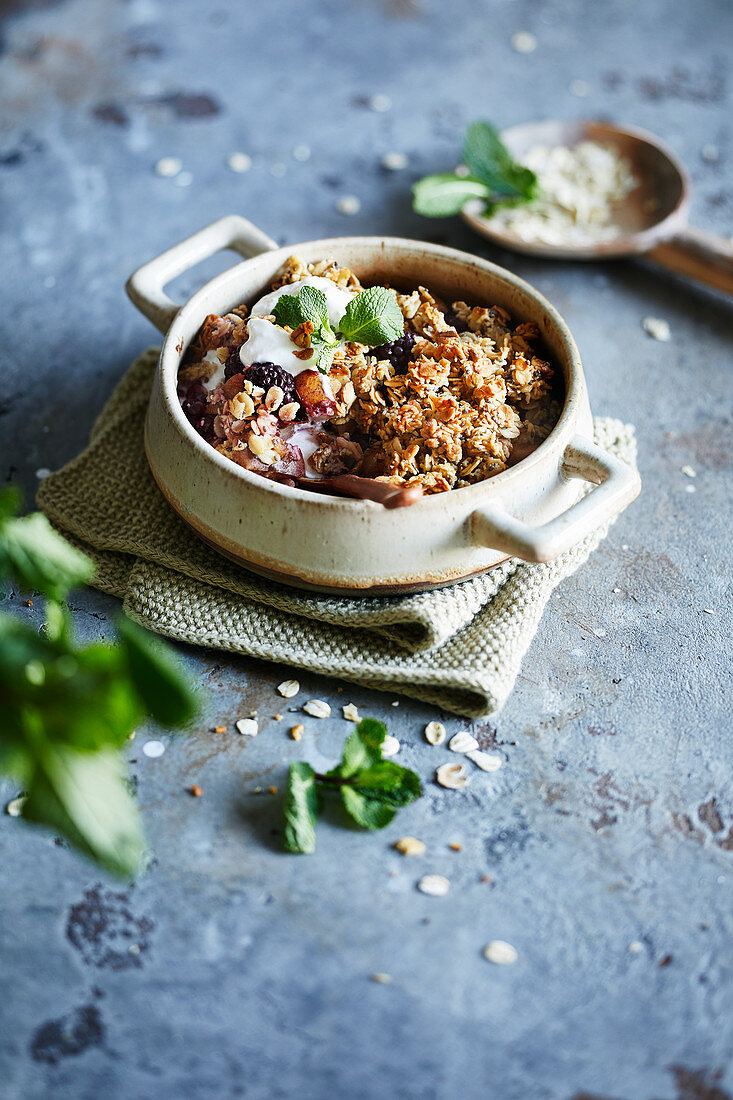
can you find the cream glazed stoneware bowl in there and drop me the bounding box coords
[126,215,640,596]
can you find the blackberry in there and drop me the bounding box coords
[371,331,415,373]
[223,346,244,380]
[246,361,299,405]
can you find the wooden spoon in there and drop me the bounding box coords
[295,474,423,508]
[461,119,733,296]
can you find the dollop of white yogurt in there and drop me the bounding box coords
[239,316,315,376]
[249,276,355,330]
[201,350,225,392]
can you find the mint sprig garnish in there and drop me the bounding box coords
[0,486,198,877]
[272,285,405,371]
[282,718,422,853]
[413,120,540,219]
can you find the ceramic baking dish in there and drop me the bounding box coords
[126,215,640,595]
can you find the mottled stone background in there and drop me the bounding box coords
[1,1,731,1097]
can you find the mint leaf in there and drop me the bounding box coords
[271,295,302,329]
[0,485,22,522]
[297,286,331,331]
[338,287,404,347]
[412,173,493,217]
[462,121,538,201]
[351,761,422,804]
[341,786,398,830]
[117,616,197,728]
[23,745,147,878]
[0,511,95,600]
[283,761,321,853]
[272,286,339,374]
[336,717,387,778]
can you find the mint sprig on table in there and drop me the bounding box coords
[0,486,198,877]
[272,285,404,372]
[413,120,540,218]
[283,718,422,853]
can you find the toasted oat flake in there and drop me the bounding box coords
[685,485,696,494]
[511,31,537,53]
[35,467,51,480]
[227,152,252,173]
[466,749,502,772]
[5,794,26,817]
[417,874,450,897]
[681,465,696,478]
[370,972,392,983]
[369,94,391,112]
[628,940,644,954]
[702,608,715,615]
[142,740,165,758]
[448,732,479,754]
[342,703,360,722]
[236,718,259,737]
[395,836,426,856]
[642,316,671,342]
[336,195,361,216]
[436,762,471,789]
[303,699,331,718]
[277,679,300,698]
[483,940,518,965]
[424,721,446,746]
[382,735,400,757]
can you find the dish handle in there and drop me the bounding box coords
[470,436,640,562]
[126,215,279,332]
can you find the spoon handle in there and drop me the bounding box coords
[296,475,423,508]
[647,225,733,296]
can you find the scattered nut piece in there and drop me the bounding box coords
[424,720,446,746]
[382,735,400,757]
[436,762,471,789]
[448,731,479,754]
[188,785,203,797]
[5,794,26,817]
[303,699,331,718]
[279,401,300,422]
[342,703,360,722]
[278,680,300,698]
[236,717,259,737]
[449,842,462,852]
[642,316,671,342]
[483,940,518,965]
[466,749,502,773]
[265,385,284,412]
[269,785,278,795]
[274,714,283,721]
[370,972,392,983]
[214,725,227,734]
[290,724,304,741]
[395,836,426,856]
[681,465,696,478]
[417,874,451,897]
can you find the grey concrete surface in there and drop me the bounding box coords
[1,1,732,1097]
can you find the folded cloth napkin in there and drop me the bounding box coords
[37,350,637,717]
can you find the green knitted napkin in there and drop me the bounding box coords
[37,349,636,717]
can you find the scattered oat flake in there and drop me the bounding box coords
[303,699,331,718]
[569,79,590,97]
[417,874,450,897]
[370,972,392,983]
[142,740,165,758]
[269,162,286,178]
[391,700,400,707]
[511,31,537,53]
[702,608,715,615]
[342,703,360,722]
[483,940,518,965]
[290,723,304,740]
[395,836,426,856]
[227,152,252,173]
[155,156,182,178]
[448,732,479,754]
[236,717,259,736]
[681,465,696,478]
[436,762,471,789]
[382,735,400,757]
[174,170,193,187]
[336,195,361,215]
[35,467,51,480]
[128,943,141,956]
[424,720,446,746]
[642,316,671,341]
[466,749,502,773]
[701,144,719,163]
[5,794,26,817]
[293,144,311,162]
[685,484,696,494]
[188,785,203,797]
[381,151,408,171]
[628,941,644,954]
[369,94,391,112]
[278,679,300,698]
